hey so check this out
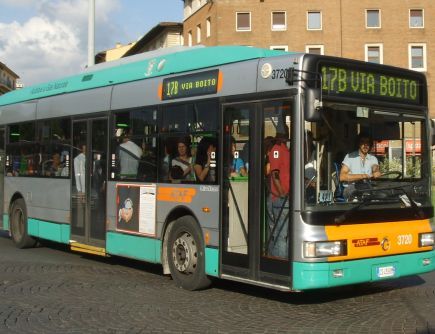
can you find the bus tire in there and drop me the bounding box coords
[10,199,36,249]
[167,215,211,291]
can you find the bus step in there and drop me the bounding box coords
[70,242,107,257]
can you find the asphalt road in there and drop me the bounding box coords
[0,230,434,334]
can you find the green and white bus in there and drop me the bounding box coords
[0,46,434,291]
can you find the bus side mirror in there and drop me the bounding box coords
[304,88,323,122]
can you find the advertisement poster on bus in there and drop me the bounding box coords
[116,184,156,236]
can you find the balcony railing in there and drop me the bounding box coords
[0,76,14,90]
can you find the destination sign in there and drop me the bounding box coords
[161,69,220,100]
[320,64,422,105]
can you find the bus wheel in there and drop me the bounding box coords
[10,199,36,249]
[167,216,211,290]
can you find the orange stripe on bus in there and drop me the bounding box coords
[217,71,223,92]
[158,82,163,100]
[157,187,197,203]
[325,219,432,261]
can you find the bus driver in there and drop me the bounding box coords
[339,135,381,199]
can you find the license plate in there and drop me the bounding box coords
[376,265,396,278]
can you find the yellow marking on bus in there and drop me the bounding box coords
[157,187,196,203]
[325,219,432,262]
[70,242,107,257]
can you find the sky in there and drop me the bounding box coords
[0,0,184,86]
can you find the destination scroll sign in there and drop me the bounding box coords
[162,69,220,100]
[321,65,422,105]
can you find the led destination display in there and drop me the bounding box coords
[161,69,220,100]
[321,65,423,105]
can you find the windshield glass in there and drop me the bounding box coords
[303,104,431,219]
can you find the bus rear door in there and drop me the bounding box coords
[71,118,108,250]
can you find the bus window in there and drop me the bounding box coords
[303,108,430,213]
[160,100,218,133]
[159,135,195,183]
[6,122,37,177]
[37,118,71,178]
[193,135,217,184]
[111,108,157,182]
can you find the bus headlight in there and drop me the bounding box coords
[419,233,435,247]
[304,240,347,258]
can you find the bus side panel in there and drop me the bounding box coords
[28,218,70,244]
[156,184,221,276]
[4,177,71,236]
[36,87,112,119]
[106,231,161,263]
[111,61,259,112]
[205,247,219,277]
[0,102,36,126]
[105,182,220,272]
[2,213,9,231]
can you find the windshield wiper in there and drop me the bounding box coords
[334,184,425,224]
[334,195,397,224]
[397,188,425,219]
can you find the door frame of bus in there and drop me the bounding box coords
[70,117,108,247]
[0,127,4,228]
[221,98,293,287]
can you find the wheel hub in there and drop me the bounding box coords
[172,232,197,274]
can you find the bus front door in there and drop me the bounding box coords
[71,118,108,248]
[222,100,292,288]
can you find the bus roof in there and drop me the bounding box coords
[0,46,290,107]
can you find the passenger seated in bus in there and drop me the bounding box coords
[171,137,195,181]
[46,152,68,177]
[339,135,381,199]
[230,137,247,178]
[194,137,217,182]
[118,129,142,179]
[170,165,184,181]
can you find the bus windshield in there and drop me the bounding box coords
[303,104,431,221]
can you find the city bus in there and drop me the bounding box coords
[0,45,434,291]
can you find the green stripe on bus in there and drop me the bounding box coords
[293,250,435,290]
[28,218,70,244]
[2,214,9,231]
[106,231,161,264]
[205,247,219,277]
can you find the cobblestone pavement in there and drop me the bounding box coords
[0,231,434,334]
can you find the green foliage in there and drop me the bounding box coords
[379,156,421,178]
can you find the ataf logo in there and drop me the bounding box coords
[381,237,391,251]
[352,238,380,247]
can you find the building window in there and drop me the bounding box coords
[236,12,251,31]
[307,11,322,30]
[270,45,288,51]
[409,9,424,28]
[188,31,192,47]
[184,0,192,18]
[271,11,286,31]
[197,24,201,43]
[206,17,211,37]
[409,44,426,71]
[366,9,381,28]
[365,44,383,64]
[305,45,324,55]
